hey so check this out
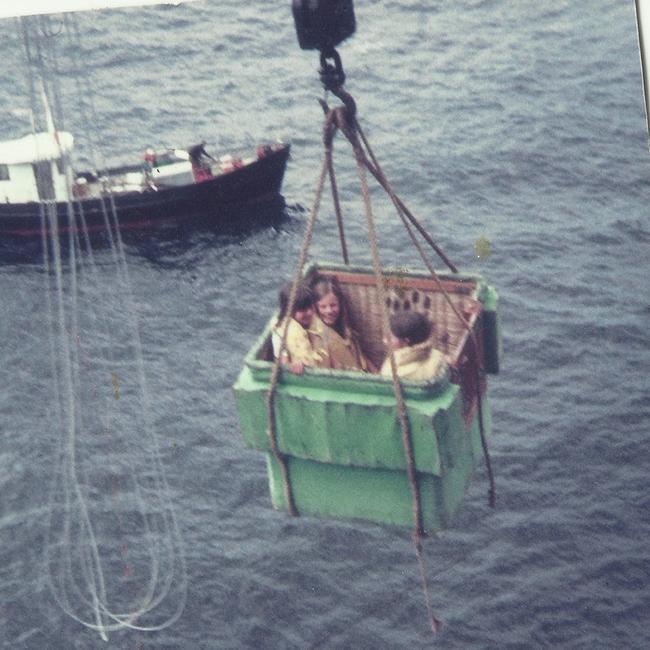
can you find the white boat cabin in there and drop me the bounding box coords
[0,131,73,203]
[0,131,272,203]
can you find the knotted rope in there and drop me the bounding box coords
[304,95,441,632]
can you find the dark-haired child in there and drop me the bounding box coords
[272,282,323,374]
[380,311,447,381]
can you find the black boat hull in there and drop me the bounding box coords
[0,144,290,238]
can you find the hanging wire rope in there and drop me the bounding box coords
[19,14,187,640]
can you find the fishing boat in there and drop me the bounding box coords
[0,130,291,238]
[234,263,501,532]
[1,0,290,241]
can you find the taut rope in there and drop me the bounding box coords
[267,72,496,633]
[353,119,496,508]
[264,127,333,516]
[314,85,496,631]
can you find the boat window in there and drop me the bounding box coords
[0,164,9,181]
[55,158,64,175]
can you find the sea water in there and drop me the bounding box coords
[0,1,649,647]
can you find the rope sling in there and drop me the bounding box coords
[265,17,496,632]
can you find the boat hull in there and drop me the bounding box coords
[0,144,290,238]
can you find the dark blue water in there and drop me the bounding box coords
[1,1,649,648]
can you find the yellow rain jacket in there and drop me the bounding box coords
[380,341,447,382]
[272,318,325,367]
[309,315,369,371]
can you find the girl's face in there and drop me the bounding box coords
[293,305,314,328]
[316,292,341,327]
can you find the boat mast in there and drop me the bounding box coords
[17,14,74,201]
[41,79,56,135]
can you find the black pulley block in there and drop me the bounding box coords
[292,0,356,51]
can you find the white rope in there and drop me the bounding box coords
[20,15,187,640]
